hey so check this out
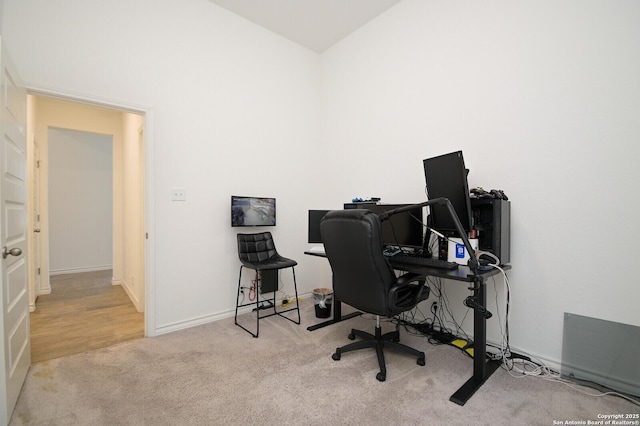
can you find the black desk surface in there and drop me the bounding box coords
[304,250,510,282]
[389,261,510,282]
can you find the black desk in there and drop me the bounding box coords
[304,250,510,406]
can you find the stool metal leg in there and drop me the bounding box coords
[274,267,301,325]
[235,265,260,338]
[234,265,243,323]
[291,267,301,323]
[235,266,300,338]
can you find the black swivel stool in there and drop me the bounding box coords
[234,232,301,338]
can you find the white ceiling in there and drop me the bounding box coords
[208,0,402,53]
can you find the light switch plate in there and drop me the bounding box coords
[171,187,186,201]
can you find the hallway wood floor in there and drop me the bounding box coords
[30,270,144,363]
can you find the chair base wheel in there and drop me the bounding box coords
[333,322,426,381]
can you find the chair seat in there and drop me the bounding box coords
[240,255,297,271]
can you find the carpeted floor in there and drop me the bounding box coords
[10,300,639,425]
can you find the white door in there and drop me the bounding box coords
[0,39,29,425]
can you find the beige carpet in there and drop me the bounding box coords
[10,300,638,425]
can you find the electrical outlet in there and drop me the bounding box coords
[171,187,186,201]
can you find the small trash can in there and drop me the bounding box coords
[312,288,333,318]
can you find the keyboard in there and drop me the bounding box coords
[389,254,459,270]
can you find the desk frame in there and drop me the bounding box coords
[304,250,509,406]
[441,267,503,405]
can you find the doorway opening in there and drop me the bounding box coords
[27,94,148,362]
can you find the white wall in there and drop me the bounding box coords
[48,128,113,273]
[320,0,640,366]
[2,0,323,333]
[4,0,639,367]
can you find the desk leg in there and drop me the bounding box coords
[306,299,362,331]
[450,276,501,405]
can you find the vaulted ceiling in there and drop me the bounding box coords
[208,0,402,52]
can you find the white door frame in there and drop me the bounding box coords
[26,86,156,337]
[29,137,41,311]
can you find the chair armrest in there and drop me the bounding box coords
[389,272,430,311]
[395,272,425,286]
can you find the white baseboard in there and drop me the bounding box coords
[155,291,313,336]
[119,278,143,313]
[155,309,238,336]
[500,342,562,373]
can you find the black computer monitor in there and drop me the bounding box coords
[422,151,473,237]
[364,204,424,249]
[308,210,330,243]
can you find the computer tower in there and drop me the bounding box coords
[259,269,278,293]
[471,198,510,265]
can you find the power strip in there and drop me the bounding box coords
[253,301,274,311]
[281,297,302,307]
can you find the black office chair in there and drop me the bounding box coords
[234,232,301,338]
[320,209,430,381]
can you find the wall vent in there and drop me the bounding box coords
[562,313,639,397]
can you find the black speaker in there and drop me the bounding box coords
[471,198,510,265]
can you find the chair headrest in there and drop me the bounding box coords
[322,209,377,222]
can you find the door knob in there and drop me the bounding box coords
[2,247,22,259]
[34,229,41,233]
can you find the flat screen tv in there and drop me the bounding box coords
[231,196,276,227]
[423,151,473,237]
